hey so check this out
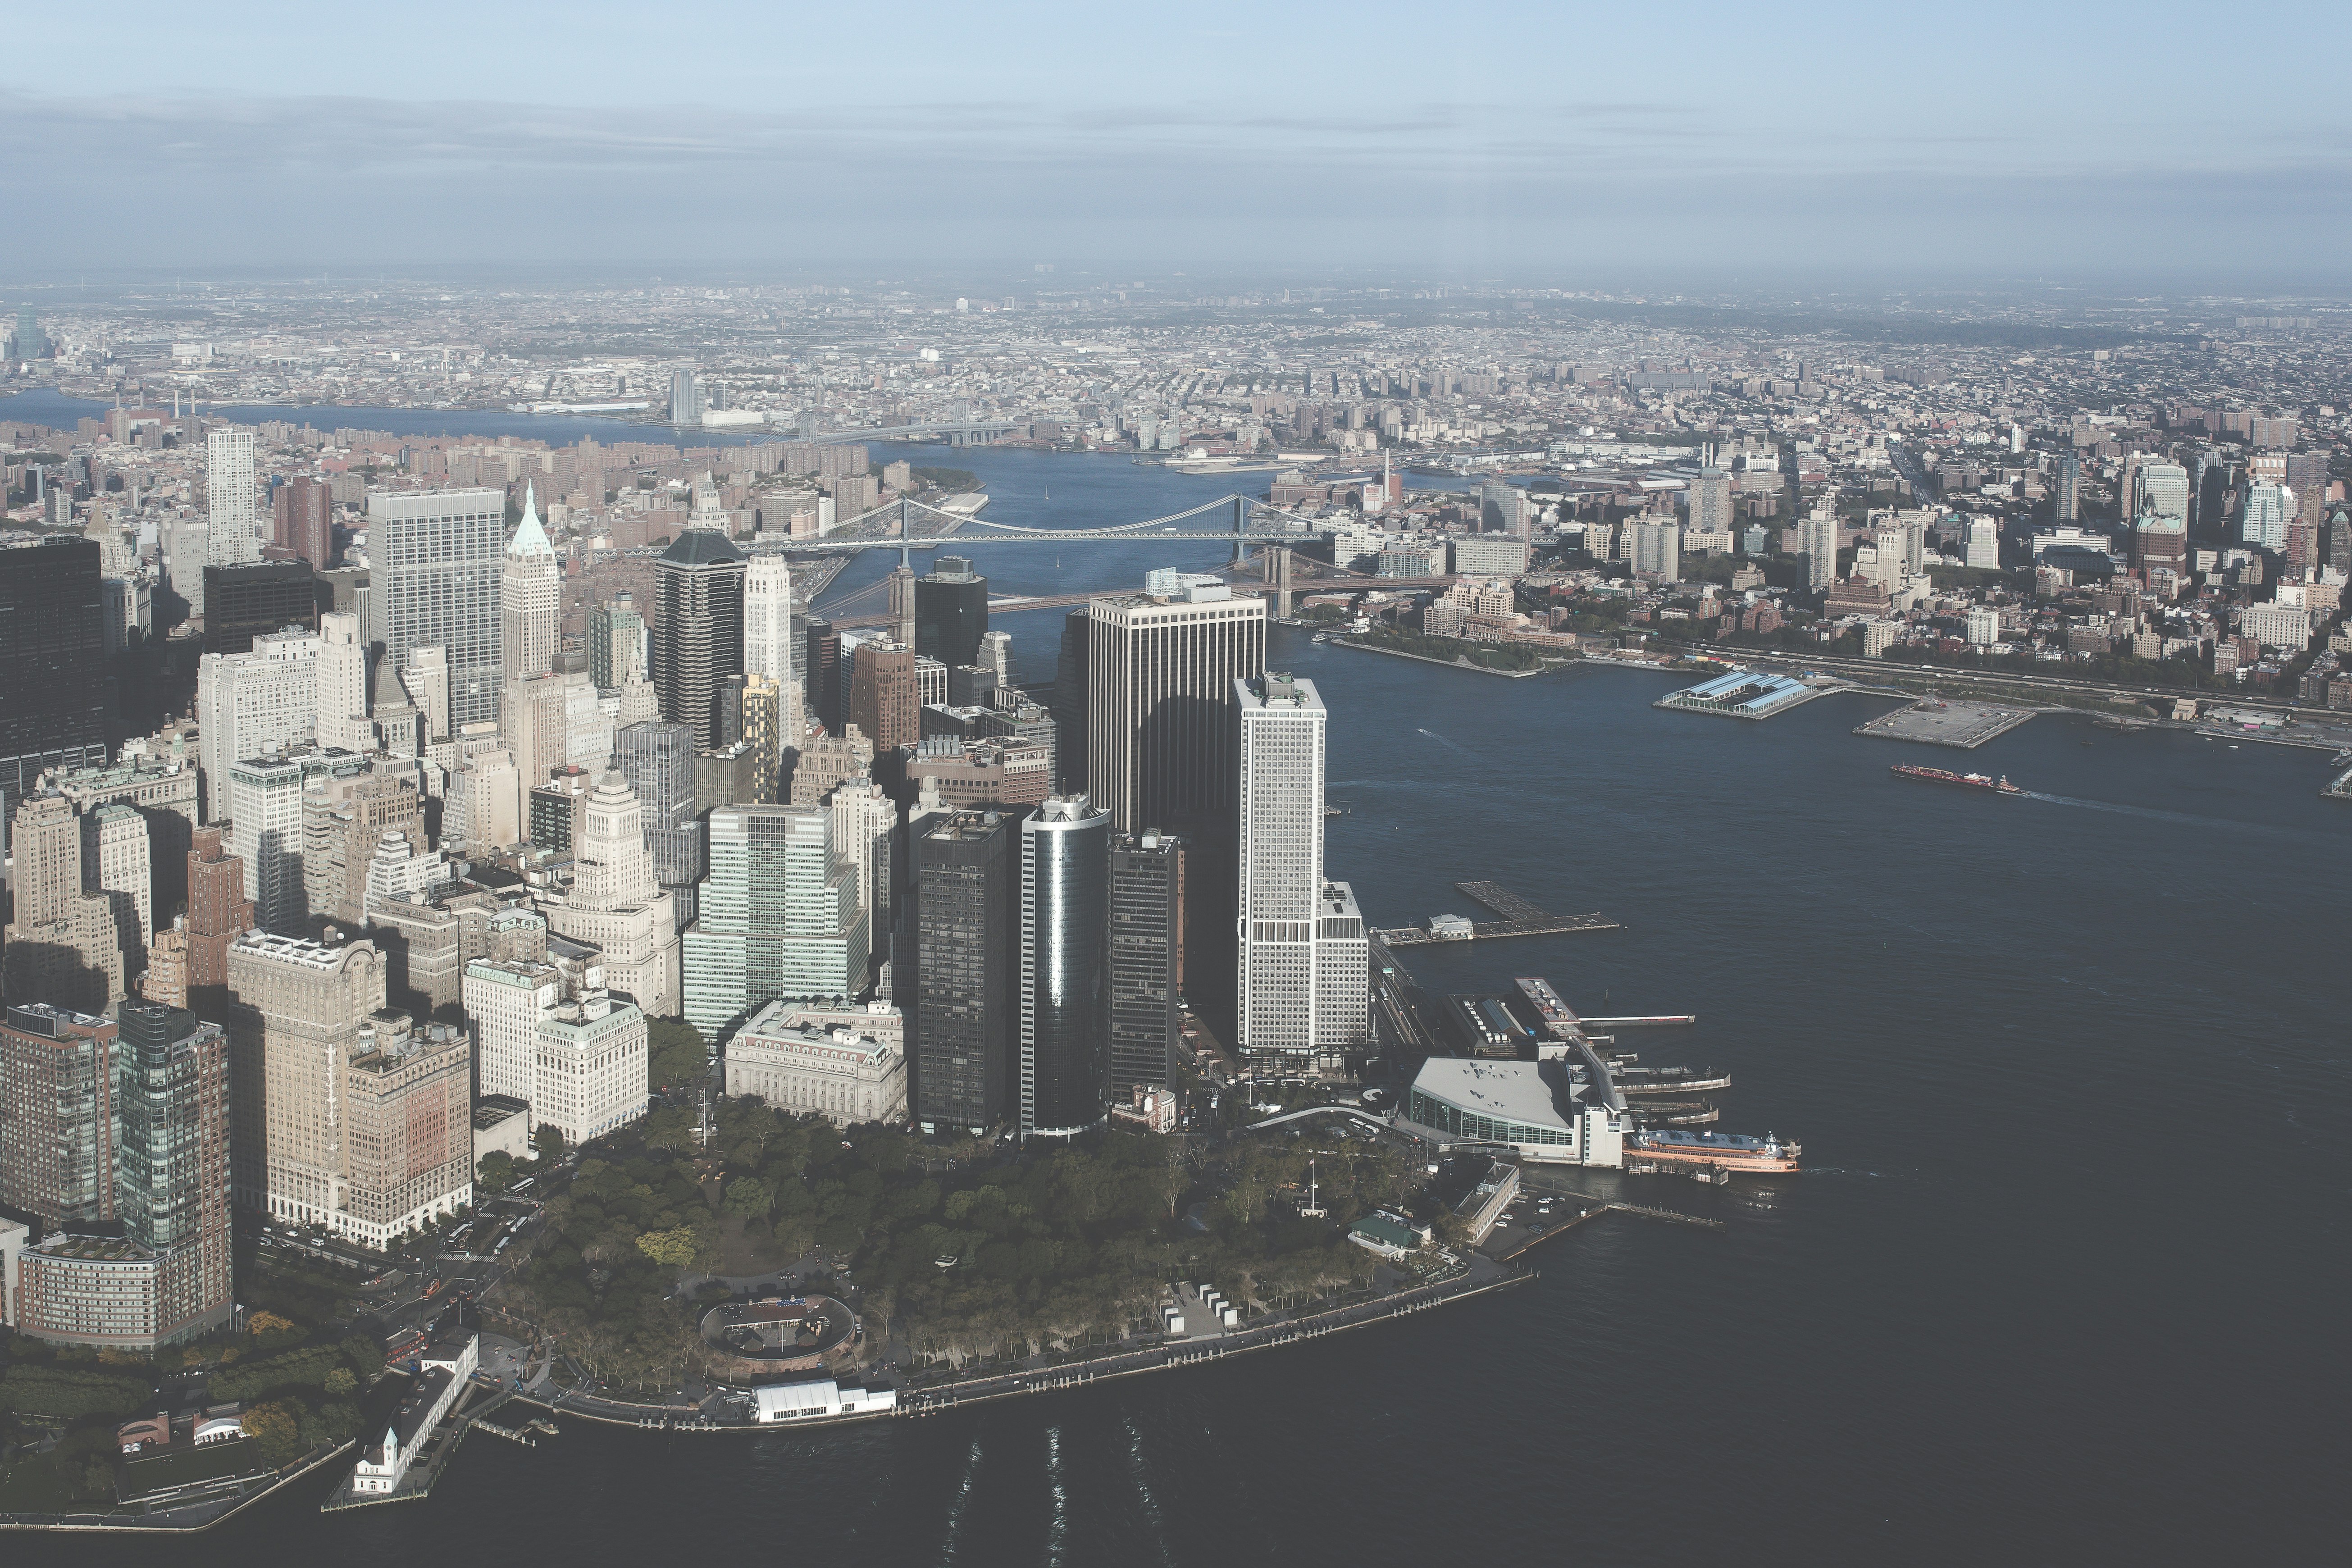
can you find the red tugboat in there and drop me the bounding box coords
[1890,764,2022,795]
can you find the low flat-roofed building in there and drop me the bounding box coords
[726,996,907,1127]
[473,1095,531,1167]
[1403,1057,1626,1167]
[751,1378,898,1422]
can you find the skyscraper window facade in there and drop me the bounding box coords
[1017,796,1112,1138]
[1085,588,1265,834]
[654,529,746,748]
[369,489,505,729]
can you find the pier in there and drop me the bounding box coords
[1484,1193,1726,1262]
[1852,697,2035,748]
[1655,667,1841,720]
[1370,882,1620,946]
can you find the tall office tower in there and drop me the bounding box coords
[614,719,703,929]
[340,1007,474,1246]
[223,929,387,1218]
[369,489,505,730]
[1053,607,1089,792]
[654,530,746,748]
[184,825,254,992]
[531,993,649,1148]
[1799,508,1840,591]
[2286,452,2330,533]
[848,639,919,753]
[828,776,899,966]
[1085,585,1266,833]
[916,556,988,669]
[804,617,841,733]
[202,561,319,656]
[789,723,874,807]
[503,672,570,800]
[315,611,370,753]
[165,518,212,621]
[1964,517,2001,570]
[3,793,125,1012]
[685,805,866,1038]
[85,802,151,981]
[1108,830,1184,1096]
[588,593,646,690]
[273,474,334,569]
[911,808,1019,1134]
[500,485,561,684]
[2056,454,2083,522]
[668,365,705,425]
[1234,675,1367,1072]
[1690,467,1732,536]
[1016,796,1111,1139]
[107,1000,233,1343]
[2132,461,2190,525]
[1632,518,1681,579]
[204,428,259,566]
[544,768,681,1019]
[462,957,562,1107]
[886,564,917,650]
[0,1003,119,1224]
[401,645,451,740]
[743,557,802,768]
[2242,483,2291,550]
[143,925,191,1008]
[2133,514,2189,575]
[195,627,320,816]
[224,753,309,934]
[736,675,785,803]
[0,537,113,833]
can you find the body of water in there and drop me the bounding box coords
[10,425,2347,1567]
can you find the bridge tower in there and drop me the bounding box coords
[1232,496,1248,566]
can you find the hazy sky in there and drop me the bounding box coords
[6,1,2348,282]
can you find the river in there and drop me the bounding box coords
[9,416,2347,1565]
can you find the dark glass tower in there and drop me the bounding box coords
[654,529,746,748]
[1108,830,1185,1096]
[202,560,319,655]
[911,807,1018,1134]
[1018,797,1111,1138]
[0,537,113,836]
[1051,606,1089,792]
[804,617,840,733]
[915,556,988,670]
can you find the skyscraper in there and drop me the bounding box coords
[654,529,746,748]
[3,793,125,1012]
[315,611,370,753]
[1799,507,1840,591]
[1108,830,1184,1096]
[848,638,918,753]
[668,365,705,425]
[1053,607,1089,792]
[224,752,310,934]
[916,556,989,670]
[273,474,334,570]
[195,626,320,816]
[1017,796,1111,1139]
[1085,584,1266,834]
[543,767,681,1018]
[501,485,561,684]
[110,1000,232,1340]
[0,537,113,834]
[0,1003,118,1224]
[588,593,646,691]
[183,825,255,994]
[911,807,1019,1134]
[614,719,703,928]
[1691,467,1732,536]
[369,488,505,729]
[202,560,318,656]
[2242,483,2291,550]
[205,428,259,566]
[1235,675,1367,1073]
[744,555,802,759]
[683,804,867,1039]
[2131,461,2190,526]
[1632,518,1681,579]
[2056,454,2082,523]
[223,930,388,1221]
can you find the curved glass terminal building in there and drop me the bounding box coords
[1019,796,1112,1137]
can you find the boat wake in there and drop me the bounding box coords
[1416,728,1477,759]
[2020,791,2296,835]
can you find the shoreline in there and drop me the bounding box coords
[501,1265,1532,1439]
[1332,638,1557,679]
[0,1439,353,1536]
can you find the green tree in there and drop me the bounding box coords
[723,1176,773,1221]
[647,1018,708,1089]
[478,1149,517,1194]
[532,1123,567,1165]
[635,1227,698,1267]
[243,1399,306,1465]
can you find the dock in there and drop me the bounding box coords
[1370,882,1620,947]
[1654,667,1840,720]
[1484,1193,1726,1262]
[2324,764,2352,801]
[1852,698,2035,748]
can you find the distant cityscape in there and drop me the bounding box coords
[0,273,2347,1520]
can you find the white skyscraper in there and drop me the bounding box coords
[195,628,321,821]
[369,489,505,730]
[500,485,561,684]
[2242,483,2292,550]
[1234,674,1366,1073]
[1800,507,1840,590]
[463,958,563,1107]
[2132,462,2191,526]
[745,553,802,750]
[315,611,370,754]
[542,768,680,1018]
[205,428,259,566]
[1965,517,2001,570]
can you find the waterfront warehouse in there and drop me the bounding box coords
[1402,1058,1627,1166]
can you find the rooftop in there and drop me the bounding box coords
[1409,1057,1577,1132]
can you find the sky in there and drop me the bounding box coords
[5,1,2349,284]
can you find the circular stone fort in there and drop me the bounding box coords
[698,1294,858,1373]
